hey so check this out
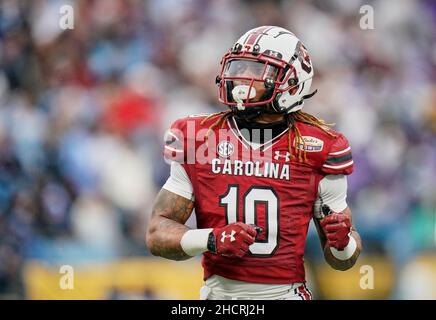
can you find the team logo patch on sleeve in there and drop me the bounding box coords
[295,136,324,152]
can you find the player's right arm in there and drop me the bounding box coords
[146,188,195,261]
[146,115,257,261]
[146,184,257,261]
[146,118,199,261]
[147,118,257,261]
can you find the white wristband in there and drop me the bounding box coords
[180,228,213,256]
[329,233,357,260]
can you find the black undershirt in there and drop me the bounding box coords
[234,117,290,145]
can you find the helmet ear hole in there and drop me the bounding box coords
[272,92,284,112]
[288,77,299,95]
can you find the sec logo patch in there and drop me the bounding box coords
[217,141,234,158]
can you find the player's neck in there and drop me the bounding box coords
[234,113,290,130]
[254,113,285,124]
[234,114,290,144]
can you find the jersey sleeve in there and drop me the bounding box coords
[162,161,194,200]
[163,118,187,164]
[313,174,348,218]
[321,133,354,175]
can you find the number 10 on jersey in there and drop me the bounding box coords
[219,185,279,257]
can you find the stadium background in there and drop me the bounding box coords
[0,0,435,299]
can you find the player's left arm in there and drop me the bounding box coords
[313,132,361,270]
[314,206,362,271]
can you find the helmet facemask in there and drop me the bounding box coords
[217,49,300,119]
[217,49,307,121]
[216,27,317,121]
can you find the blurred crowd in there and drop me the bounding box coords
[0,0,435,298]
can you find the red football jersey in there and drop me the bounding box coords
[164,114,353,284]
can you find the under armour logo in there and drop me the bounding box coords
[221,230,236,243]
[274,151,291,161]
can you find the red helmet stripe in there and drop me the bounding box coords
[244,26,273,46]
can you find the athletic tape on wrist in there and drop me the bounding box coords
[329,233,357,260]
[180,228,214,256]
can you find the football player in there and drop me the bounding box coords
[146,26,362,300]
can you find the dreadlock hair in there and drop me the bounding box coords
[201,109,335,163]
[200,111,233,140]
[288,110,336,162]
